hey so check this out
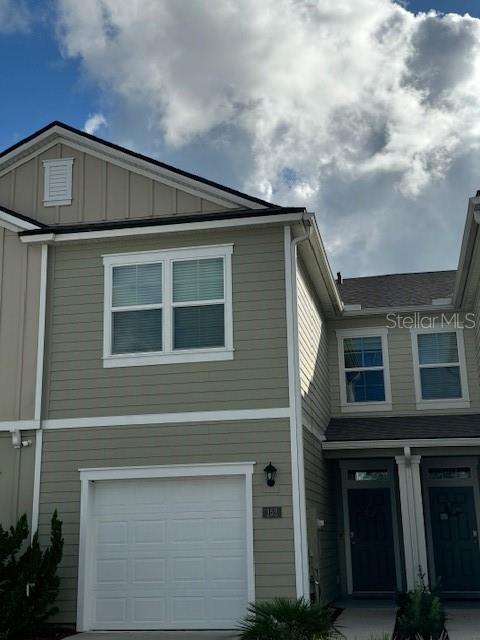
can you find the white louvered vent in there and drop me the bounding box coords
[43,158,74,206]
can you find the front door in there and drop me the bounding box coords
[429,486,480,591]
[348,487,396,592]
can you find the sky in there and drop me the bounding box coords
[1,1,480,278]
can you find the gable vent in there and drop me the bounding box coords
[43,158,74,206]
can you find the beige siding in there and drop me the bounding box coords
[0,431,36,527]
[303,429,339,603]
[328,314,480,416]
[297,261,330,432]
[44,226,289,419]
[39,419,296,623]
[0,229,41,421]
[0,143,231,226]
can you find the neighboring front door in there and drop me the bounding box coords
[429,486,480,591]
[348,488,396,592]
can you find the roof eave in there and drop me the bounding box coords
[453,195,480,307]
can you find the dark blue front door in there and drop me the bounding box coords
[348,487,396,592]
[429,486,480,591]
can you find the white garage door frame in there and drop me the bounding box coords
[76,461,256,631]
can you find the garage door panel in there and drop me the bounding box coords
[90,475,247,630]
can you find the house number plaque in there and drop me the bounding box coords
[263,506,282,519]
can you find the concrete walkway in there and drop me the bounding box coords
[65,632,239,640]
[446,606,480,640]
[335,602,396,640]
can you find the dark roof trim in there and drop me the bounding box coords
[0,205,47,228]
[20,206,306,237]
[1,121,276,209]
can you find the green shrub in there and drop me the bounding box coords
[238,597,340,640]
[395,573,445,640]
[0,512,64,640]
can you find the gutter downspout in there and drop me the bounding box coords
[285,217,312,598]
[31,244,48,539]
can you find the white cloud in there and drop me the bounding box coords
[83,113,107,135]
[0,0,30,33]
[55,0,480,275]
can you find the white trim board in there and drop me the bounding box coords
[0,209,41,232]
[20,211,307,244]
[0,420,39,432]
[76,461,256,631]
[42,407,292,430]
[323,437,480,450]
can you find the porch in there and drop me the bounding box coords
[323,417,480,598]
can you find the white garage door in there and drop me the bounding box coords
[90,475,248,630]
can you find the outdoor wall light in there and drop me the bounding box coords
[264,462,277,487]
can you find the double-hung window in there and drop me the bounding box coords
[337,328,392,412]
[103,245,233,367]
[411,328,469,409]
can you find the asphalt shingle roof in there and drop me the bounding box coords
[338,270,457,309]
[326,414,480,441]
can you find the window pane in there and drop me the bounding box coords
[348,470,389,481]
[112,263,162,307]
[418,332,458,365]
[173,258,224,303]
[344,336,383,368]
[346,369,385,402]
[420,366,461,399]
[427,467,471,480]
[112,309,162,354]
[174,304,224,349]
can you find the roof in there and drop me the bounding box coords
[0,121,276,209]
[338,270,457,309]
[20,206,305,237]
[326,414,480,441]
[0,205,46,228]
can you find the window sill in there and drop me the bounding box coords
[103,349,234,368]
[340,402,392,413]
[43,199,72,207]
[415,398,471,411]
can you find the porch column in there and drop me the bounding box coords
[395,454,429,590]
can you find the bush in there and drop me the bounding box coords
[238,597,340,640]
[395,573,446,640]
[0,512,64,640]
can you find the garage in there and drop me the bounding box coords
[79,468,252,631]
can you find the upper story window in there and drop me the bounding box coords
[43,158,74,206]
[411,328,469,409]
[336,327,392,412]
[103,244,233,367]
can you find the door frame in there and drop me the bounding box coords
[76,461,256,631]
[421,456,480,595]
[340,459,402,595]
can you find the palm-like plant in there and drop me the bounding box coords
[238,597,341,640]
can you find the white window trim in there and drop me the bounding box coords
[336,327,392,412]
[103,244,233,367]
[410,326,470,410]
[42,158,74,206]
[76,461,255,632]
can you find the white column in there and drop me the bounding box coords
[395,454,429,590]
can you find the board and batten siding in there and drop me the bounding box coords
[0,229,41,421]
[38,419,296,623]
[44,225,289,419]
[0,431,36,527]
[296,261,338,602]
[0,143,229,227]
[328,314,480,416]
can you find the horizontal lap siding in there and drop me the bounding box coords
[328,314,480,416]
[0,431,36,527]
[45,226,289,418]
[39,419,296,623]
[296,263,338,602]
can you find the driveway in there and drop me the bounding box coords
[65,632,239,640]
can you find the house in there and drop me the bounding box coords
[0,122,479,632]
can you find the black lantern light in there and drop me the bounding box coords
[264,462,277,487]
